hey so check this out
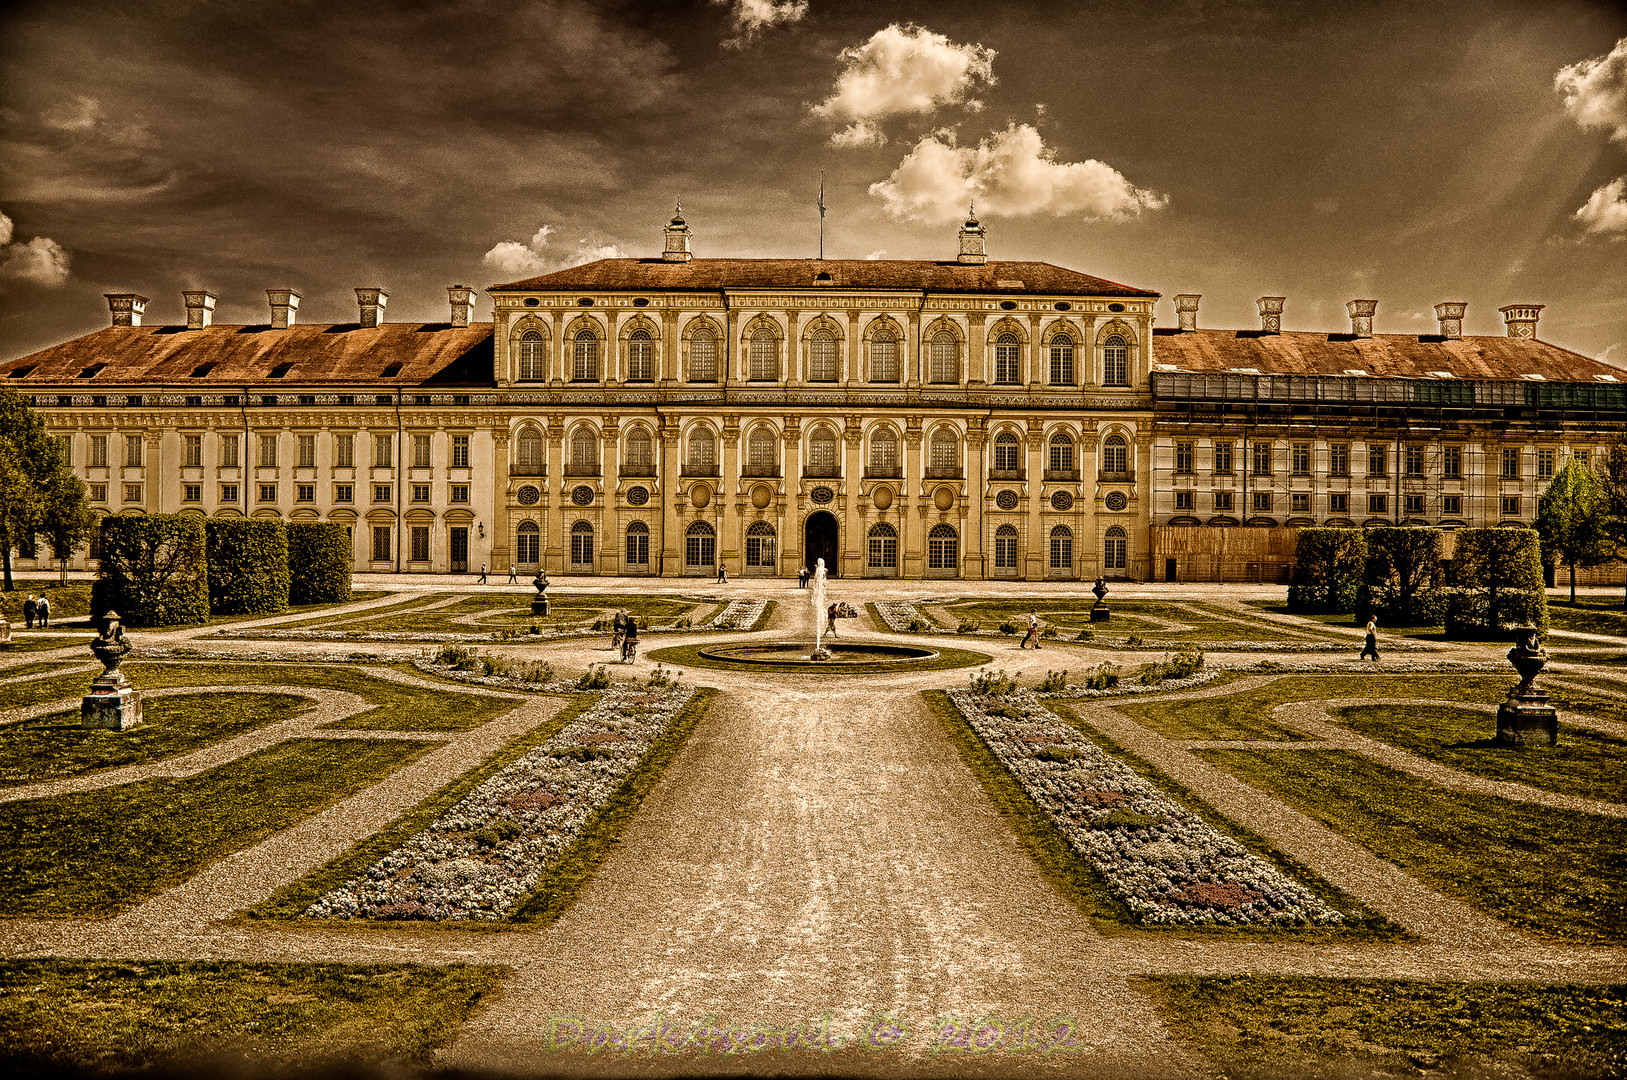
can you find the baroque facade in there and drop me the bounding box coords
[4,210,1624,582]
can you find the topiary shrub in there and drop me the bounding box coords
[1446,528,1549,639]
[91,514,210,627]
[288,522,353,605]
[205,518,289,616]
[1288,527,1366,612]
[1358,527,1444,626]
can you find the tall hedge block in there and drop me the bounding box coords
[1287,527,1365,612]
[205,518,290,615]
[92,514,210,627]
[288,522,353,605]
[1447,528,1549,638]
[1359,527,1445,625]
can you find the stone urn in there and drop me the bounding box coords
[83,612,142,731]
[1090,576,1111,622]
[1496,625,1557,746]
[0,612,10,651]
[531,570,551,617]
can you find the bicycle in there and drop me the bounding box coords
[621,636,638,664]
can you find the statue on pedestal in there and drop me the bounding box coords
[531,570,551,617]
[1496,626,1558,746]
[83,612,143,731]
[1090,576,1111,622]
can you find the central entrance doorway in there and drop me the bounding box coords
[449,527,469,573]
[804,511,839,578]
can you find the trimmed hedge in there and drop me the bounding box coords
[91,514,210,627]
[205,518,290,616]
[1358,527,1445,626]
[1287,528,1365,613]
[1447,528,1549,639]
[288,522,353,605]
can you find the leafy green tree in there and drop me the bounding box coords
[1360,527,1444,625]
[1287,527,1365,612]
[0,441,44,592]
[0,389,90,591]
[1598,438,1627,608]
[1535,457,1612,603]
[1447,528,1548,638]
[92,515,210,627]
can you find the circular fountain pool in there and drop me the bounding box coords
[649,640,992,674]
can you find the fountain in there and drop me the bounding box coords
[810,557,832,660]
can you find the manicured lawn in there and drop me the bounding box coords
[942,597,1341,643]
[1547,598,1627,637]
[1147,975,1627,1080]
[299,591,701,634]
[0,660,82,680]
[1192,747,1627,942]
[0,582,94,624]
[0,692,309,787]
[0,958,504,1072]
[1334,703,1627,804]
[1115,675,1511,742]
[0,737,435,917]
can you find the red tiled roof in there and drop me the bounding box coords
[490,258,1158,297]
[1150,328,1621,383]
[0,323,494,386]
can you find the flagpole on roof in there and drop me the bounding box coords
[818,172,826,261]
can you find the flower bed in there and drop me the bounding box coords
[1046,669,1226,699]
[874,601,930,632]
[138,645,427,665]
[947,687,1342,927]
[304,683,696,921]
[708,599,767,631]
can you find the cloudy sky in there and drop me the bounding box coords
[2,0,1625,364]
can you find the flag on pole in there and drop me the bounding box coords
[818,172,826,259]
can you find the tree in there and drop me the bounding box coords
[0,389,90,591]
[0,441,44,592]
[1598,437,1627,609]
[1360,527,1444,625]
[1535,457,1612,602]
[1287,527,1365,612]
[1447,528,1549,638]
[92,515,210,627]
[205,518,289,615]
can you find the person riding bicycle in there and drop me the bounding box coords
[621,618,639,663]
[611,610,626,650]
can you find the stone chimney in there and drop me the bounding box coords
[1256,296,1285,334]
[182,291,217,330]
[356,288,388,328]
[105,294,148,327]
[662,203,692,263]
[957,204,987,265]
[447,285,474,327]
[1346,299,1378,338]
[1434,301,1467,340]
[1174,294,1200,332]
[1500,303,1543,340]
[267,289,300,330]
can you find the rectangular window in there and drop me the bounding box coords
[1574,449,1591,467]
[260,395,277,407]
[89,483,108,502]
[1405,445,1425,476]
[372,525,392,561]
[1213,490,1234,512]
[1291,443,1310,476]
[1368,493,1387,514]
[125,395,143,407]
[1536,449,1555,480]
[1291,493,1310,512]
[411,483,431,502]
[90,435,108,467]
[451,434,470,468]
[296,483,316,502]
[1368,446,1386,476]
[123,483,142,503]
[259,434,278,467]
[258,483,277,502]
[298,395,316,406]
[374,432,392,468]
[1501,495,1521,516]
[413,433,431,468]
[298,434,316,468]
[1213,442,1234,475]
[1443,445,1462,478]
[335,434,354,468]
[375,395,392,406]
[1252,491,1272,512]
[338,394,355,406]
[1174,490,1194,511]
[1405,494,1425,514]
[1175,441,1194,475]
[1330,493,1348,514]
[410,526,430,562]
[184,434,202,468]
[1251,441,1272,476]
[220,434,239,468]
[183,483,202,502]
[185,395,203,407]
[1442,495,1461,515]
[1501,447,1520,479]
[374,484,392,503]
[220,483,238,503]
[1330,444,1349,476]
[125,434,143,467]
[55,435,72,467]
[450,484,469,503]
[333,484,353,503]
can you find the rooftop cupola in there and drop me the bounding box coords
[1346,299,1378,338]
[1434,301,1467,340]
[267,289,300,329]
[356,288,388,328]
[1256,295,1285,334]
[1174,294,1200,331]
[1500,303,1543,340]
[957,204,987,265]
[662,201,692,263]
[447,285,474,327]
[182,291,217,330]
[105,293,148,327]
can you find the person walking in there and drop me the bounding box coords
[37,595,49,628]
[22,595,37,630]
[478,563,488,586]
[716,564,728,584]
[1360,616,1380,662]
[797,567,808,589]
[1021,608,1042,649]
[827,602,839,638]
[507,563,519,585]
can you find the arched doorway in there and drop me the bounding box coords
[804,511,839,577]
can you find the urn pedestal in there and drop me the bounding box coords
[0,614,10,650]
[531,572,550,617]
[82,670,143,731]
[1089,577,1111,622]
[1496,627,1558,746]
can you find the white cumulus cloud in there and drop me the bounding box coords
[1556,36,1627,144]
[813,24,995,148]
[868,124,1168,224]
[0,211,71,286]
[482,225,624,278]
[715,0,808,48]
[1575,176,1627,236]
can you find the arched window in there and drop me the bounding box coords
[689,329,716,382]
[518,330,545,381]
[572,330,599,381]
[1048,431,1075,474]
[1103,434,1128,474]
[624,427,653,475]
[929,427,958,474]
[625,521,649,567]
[1048,335,1075,385]
[1049,525,1073,573]
[1104,525,1127,571]
[570,521,594,567]
[809,330,838,382]
[516,520,540,566]
[749,328,778,381]
[930,331,958,383]
[570,426,598,474]
[807,426,839,477]
[869,428,898,473]
[745,520,776,568]
[994,333,1021,384]
[685,520,716,568]
[1103,335,1129,387]
[746,426,778,474]
[869,331,898,382]
[993,431,1021,473]
[516,428,544,472]
[994,524,1018,571]
[686,428,716,473]
[627,329,653,381]
[867,521,898,572]
[928,523,959,573]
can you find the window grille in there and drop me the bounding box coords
[994,524,1018,569]
[1292,443,1310,475]
[1047,432,1073,473]
[927,523,958,571]
[410,526,430,562]
[298,434,316,468]
[90,435,108,467]
[1444,446,1462,478]
[869,333,898,382]
[413,434,431,468]
[931,428,959,471]
[1049,337,1074,384]
[867,522,898,570]
[627,330,653,381]
[185,435,203,468]
[749,329,778,381]
[570,521,594,566]
[685,521,715,567]
[1175,442,1194,475]
[126,434,144,467]
[374,433,392,468]
[573,331,599,381]
[993,432,1021,472]
[994,334,1021,384]
[747,427,776,470]
[746,521,777,567]
[625,428,654,471]
[930,332,958,383]
[519,330,545,380]
[334,434,352,468]
[687,429,716,469]
[1103,336,1129,386]
[870,429,898,470]
[1369,446,1387,476]
[809,331,838,382]
[1049,525,1073,571]
[1252,441,1272,476]
[570,428,598,472]
[625,521,649,566]
[1501,447,1520,479]
[516,522,540,565]
[1103,435,1128,474]
[372,526,391,562]
[689,331,716,381]
[1213,442,1233,474]
[451,435,469,468]
[259,434,278,468]
[1103,526,1127,570]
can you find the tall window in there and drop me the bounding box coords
[258,434,277,468]
[746,521,776,567]
[994,334,1021,384]
[413,433,431,468]
[1103,525,1127,571]
[749,329,778,381]
[1292,443,1310,475]
[517,428,544,470]
[809,330,838,382]
[570,427,598,473]
[1102,335,1129,386]
[1443,445,1462,478]
[1536,449,1555,480]
[1175,441,1194,474]
[1103,434,1128,474]
[1501,447,1520,479]
[686,428,716,472]
[1330,444,1349,476]
[516,521,540,565]
[625,521,649,566]
[372,525,392,562]
[1049,525,1073,572]
[689,330,716,381]
[333,434,352,468]
[1214,442,1233,474]
[685,521,715,568]
[1048,432,1074,473]
[930,331,958,383]
[930,427,958,473]
[869,428,898,473]
[570,521,594,566]
[1252,441,1273,477]
[993,432,1021,472]
[451,434,469,468]
[627,330,653,381]
[374,432,392,467]
[519,330,545,380]
[90,435,108,467]
[126,434,144,467]
[869,332,898,382]
[572,330,599,381]
[410,526,430,562]
[808,427,839,474]
[185,435,203,468]
[1406,445,1426,477]
[1048,336,1075,384]
[994,524,1018,570]
[747,426,777,473]
[927,523,959,572]
[867,522,898,571]
[625,428,653,473]
[1369,445,1388,476]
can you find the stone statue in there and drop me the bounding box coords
[1496,625,1557,745]
[82,612,143,731]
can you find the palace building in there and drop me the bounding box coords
[4,208,1624,582]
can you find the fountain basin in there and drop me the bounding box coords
[699,641,938,666]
